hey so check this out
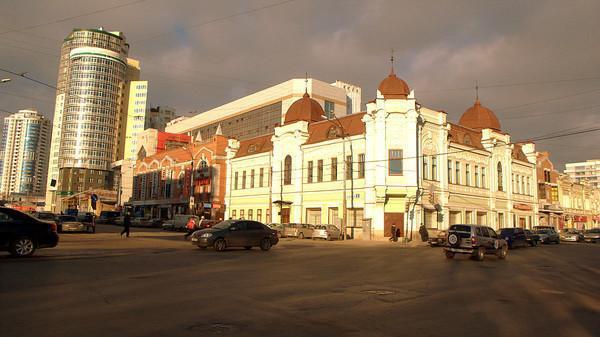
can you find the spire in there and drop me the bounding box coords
[215,123,223,136]
[390,48,395,75]
[195,131,203,143]
[475,80,479,103]
[304,72,309,97]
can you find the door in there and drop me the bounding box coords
[280,208,290,224]
[227,221,248,247]
[384,213,404,237]
[246,221,266,245]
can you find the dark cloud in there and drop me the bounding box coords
[0,0,598,169]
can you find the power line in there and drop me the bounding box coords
[134,0,297,44]
[420,75,600,93]
[0,0,149,36]
[0,67,57,90]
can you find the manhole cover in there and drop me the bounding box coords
[362,290,395,296]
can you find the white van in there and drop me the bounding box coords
[162,214,199,231]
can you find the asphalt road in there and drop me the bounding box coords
[1,225,599,337]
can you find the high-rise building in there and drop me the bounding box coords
[45,27,143,212]
[565,159,600,188]
[0,110,50,198]
[145,106,176,131]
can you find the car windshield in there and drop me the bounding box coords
[212,220,234,229]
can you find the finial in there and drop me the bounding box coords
[475,80,479,102]
[390,48,395,75]
[304,72,308,95]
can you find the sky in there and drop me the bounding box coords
[0,0,598,170]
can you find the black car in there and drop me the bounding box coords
[96,211,121,225]
[524,229,540,246]
[191,220,279,252]
[0,207,59,257]
[499,228,529,249]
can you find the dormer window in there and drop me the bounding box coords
[327,126,339,139]
[463,134,472,145]
[248,144,257,153]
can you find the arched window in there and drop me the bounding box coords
[497,162,503,191]
[284,155,292,185]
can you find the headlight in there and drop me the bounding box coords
[200,233,213,238]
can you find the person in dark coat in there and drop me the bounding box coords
[121,213,131,238]
[390,223,398,242]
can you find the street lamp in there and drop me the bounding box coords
[322,113,355,240]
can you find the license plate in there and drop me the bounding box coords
[191,238,198,242]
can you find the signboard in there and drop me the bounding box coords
[513,203,532,211]
[573,215,587,222]
[203,202,212,209]
[199,178,210,185]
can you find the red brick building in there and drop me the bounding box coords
[131,134,228,220]
[536,151,563,227]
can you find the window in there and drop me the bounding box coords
[431,156,437,181]
[512,174,516,192]
[249,169,254,188]
[544,170,551,183]
[389,149,403,175]
[234,172,238,190]
[324,100,335,119]
[498,212,504,227]
[259,168,264,187]
[346,155,352,180]
[248,209,253,220]
[465,164,471,186]
[240,209,245,219]
[242,170,247,189]
[284,155,292,185]
[521,176,525,195]
[527,177,531,196]
[257,209,262,222]
[358,154,365,178]
[497,162,503,191]
[447,160,452,184]
[331,157,338,181]
[481,167,486,188]
[455,161,460,185]
[423,156,429,180]
[232,210,236,218]
[307,161,313,183]
[247,221,263,230]
[317,160,323,182]
[475,165,479,187]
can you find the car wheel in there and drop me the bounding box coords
[497,245,508,259]
[244,246,252,250]
[260,238,272,251]
[298,233,304,239]
[474,247,485,261]
[214,239,227,252]
[10,237,36,257]
[556,239,560,244]
[445,251,454,259]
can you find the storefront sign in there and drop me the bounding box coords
[573,215,587,222]
[203,202,212,209]
[199,178,210,185]
[513,203,532,211]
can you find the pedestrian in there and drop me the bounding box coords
[121,212,131,238]
[390,223,398,242]
[419,223,429,242]
[184,216,197,239]
[198,215,205,229]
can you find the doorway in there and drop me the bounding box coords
[280,208,290,223]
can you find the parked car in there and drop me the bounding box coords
[162,214,199,231]
[560,228,584,242]
[444,224,508,261]
[297,224,315,239]
[266,223,284,238]
[56,215,94,233]
[535,229,560,244]
[76,212,96,233]
[282,223,300,238]
[96,211,121,225]
[0,207,59,257]
[427,229,447,247]
[583,228,600,243]
[524,229,540,246]
[499,228,529,249]
[31,211,58,223]
[312,225,341,240]
[191,219,278,251]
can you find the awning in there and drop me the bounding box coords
[272,200,293,205]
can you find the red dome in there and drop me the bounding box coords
[378,72,410,99]
[458,100,501,131]
[284,93,325,125]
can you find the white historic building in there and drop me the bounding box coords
[224,69,538,240]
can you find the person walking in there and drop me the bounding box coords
[121,213,131,238]
[184,216,197,239]
[390,223,398,242]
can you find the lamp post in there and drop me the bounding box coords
[182,145,198,215]
[322,113,354,240]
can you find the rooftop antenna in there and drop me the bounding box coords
[390,48,395,75]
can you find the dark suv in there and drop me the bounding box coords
[499,227,528,249]
[444,224,508,261]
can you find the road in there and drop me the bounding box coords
[1,225,599,337]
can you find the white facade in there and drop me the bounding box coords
[565,159,600,188]
[224,73,538,240]
[0,110,50,198]
[124,80,148,160]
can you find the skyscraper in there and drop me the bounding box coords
[45,27,144,212]
[0,110,50,198]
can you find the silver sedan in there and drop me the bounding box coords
[311,225,341,240]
